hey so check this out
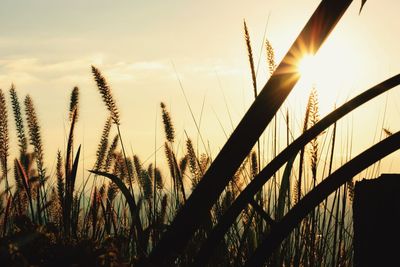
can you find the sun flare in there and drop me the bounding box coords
[297,54,317,83]
[293,40,363,116]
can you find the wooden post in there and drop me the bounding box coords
[353,174,400,267]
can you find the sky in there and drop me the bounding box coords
[0,0,399,180]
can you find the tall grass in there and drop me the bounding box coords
[0,1,399,265]
[0,70,399,267]
[148,1,355,264]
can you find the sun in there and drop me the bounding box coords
[292,38,364,116]
[293,52,337,115]
[297,54,318,83]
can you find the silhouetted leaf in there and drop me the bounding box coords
[359,0,367,14]
[277,156,295,220]
[89,170,135,218]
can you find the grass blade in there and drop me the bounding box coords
[276,156,295,220]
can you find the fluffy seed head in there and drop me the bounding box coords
[69,86,79,122]
[0,89,9,176]
[266,39,276,76]
[160,102,175,143]
[9,85,27,156]
[92,66,120,125]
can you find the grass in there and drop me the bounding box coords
[0,1,399,266]
[0,63,399,267]
[148,1,354,265]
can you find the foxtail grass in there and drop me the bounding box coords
[265,39,276,76]
[243,20,257,98]
[24,95,47,223]
[91,66,120,125]
[0,89,9,194]
[160,102,175,143]
[69,86,79,121]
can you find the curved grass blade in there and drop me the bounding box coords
[360,0,367,14]
[276,156,295,220]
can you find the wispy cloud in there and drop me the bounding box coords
[0,56,173,86]
[105,61,170,82]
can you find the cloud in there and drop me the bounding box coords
[105,60,170,82]
[0,55,173,86]
[126,61,168,71]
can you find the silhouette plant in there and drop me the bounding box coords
[148,0,354,265]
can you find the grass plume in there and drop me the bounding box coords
[69,86,79,122]
[24,95,45,183]
[160,102,175,143]
[56,151,64,214]
[9,85,28,159]
[95,117,112,171]
[0,89,9,192]
[265,39,276,76]
[91,66,120,125]
[244,19,257,98]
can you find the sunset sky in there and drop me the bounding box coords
[0,0,399,178]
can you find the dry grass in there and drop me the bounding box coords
[0,8,399,265]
